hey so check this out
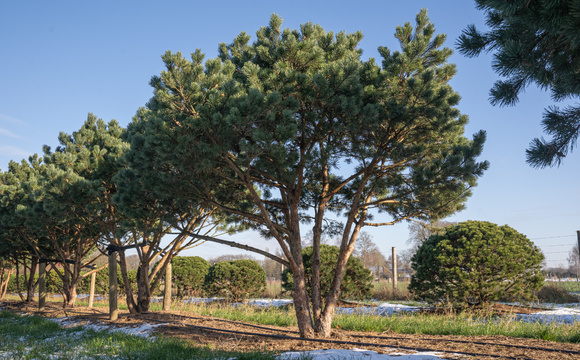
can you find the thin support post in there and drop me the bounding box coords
[88,272,97,308]
[576,231,580,281]
[392,247,397,291]
[108,252,118,321]
[163,262,172,311]
[38,262,46,311]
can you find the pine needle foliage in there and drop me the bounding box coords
[458,0,580,167]
[409,220,544,308]
[281,244,373,301]
[135,10,488,337]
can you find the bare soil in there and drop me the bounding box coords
[2,299,579,360]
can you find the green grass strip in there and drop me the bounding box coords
[172,303,580,344]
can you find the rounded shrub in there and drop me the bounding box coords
[409,220,544,308]
[281,244,373,301]
[172,256,211,298]
[204,259,266,301]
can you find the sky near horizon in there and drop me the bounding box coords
[1,1,578,267]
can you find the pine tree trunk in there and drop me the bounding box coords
[63,283,78,308]
[26,257,38,302]
[117,250,137,313]
[135,263,151,313]
[16,258,24,301]
[0,268,14,299]
[292,270,314,338]
[61,267,79,308]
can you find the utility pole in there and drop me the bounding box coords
[577,231,580,281]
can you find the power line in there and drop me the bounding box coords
[530,235,575,240]
[536,243,575,247]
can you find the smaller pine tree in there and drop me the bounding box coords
[409,221,544,308]
[172,256,211,298]
[282,245,373,301]
[204,259,266,301]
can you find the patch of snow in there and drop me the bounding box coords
[518,307,580,324]
[182,297,224,304]
[336,303,421,316]
[46,316,162,337]
[242,299,294,308]
[278,348,456,360]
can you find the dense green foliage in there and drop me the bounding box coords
[282,245,373,300]
[128,10,488,336]
[204,259,266,301]
[409,221,544,307]
[458,0,580,167]
[172,256,211,298]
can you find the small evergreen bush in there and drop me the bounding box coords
[204,259,266,301]
[172,256,211,298]
[281,245,373,301]
[409,220,544,308]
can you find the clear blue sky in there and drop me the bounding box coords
[1,1,578,267]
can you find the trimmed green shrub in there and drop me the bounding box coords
[172,256,211,298]
[409,220,544,308]
[204,259,266,301]
[281,245,373,301]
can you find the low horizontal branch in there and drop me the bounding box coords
[169,232,289,267]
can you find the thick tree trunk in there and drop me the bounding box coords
[61,266,79,308]
[26,257,38,302]
[0,267,14,300]
[315,220,362,337]
[63,284,78,308]
[15,258,24,301]
[292,270,314,338]
[135,263,151,313]
[117,250,137,313]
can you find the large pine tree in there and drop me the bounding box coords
[458,0,580,167]
[136,11,488,338]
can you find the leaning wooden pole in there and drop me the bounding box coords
[163,262,172,311]
[108,251,118,321]
[38,261,46,311]
[392,247,397,291]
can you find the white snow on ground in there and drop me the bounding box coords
[335,302,421,316]
[516,307,580,324]
[244,299,294,307]
[278,348,457,360]
[47,316,162,337]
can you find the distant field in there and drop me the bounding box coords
[545,281,580,293]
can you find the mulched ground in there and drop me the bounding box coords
[2,299,580,360]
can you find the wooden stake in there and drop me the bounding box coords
[38,262,46,311]
[163,262,172,311]
[88,271,96,308]
[108,252,118,321]
[392,247,397,291]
